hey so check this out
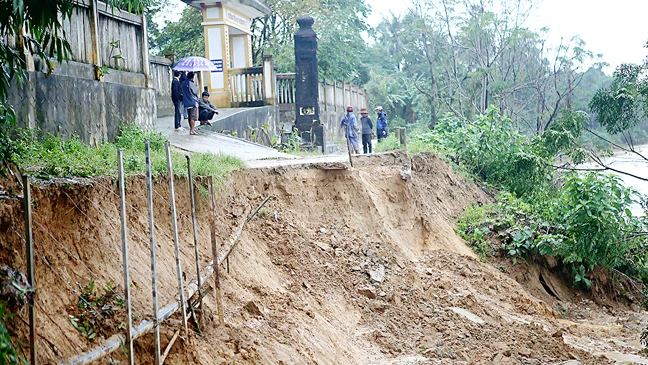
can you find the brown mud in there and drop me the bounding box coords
[1,152,646,364]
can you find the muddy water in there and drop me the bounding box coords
[601,352,648,364]
[580,145,648,215]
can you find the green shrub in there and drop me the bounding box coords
[457,173,648,287]
[551,172,648,284]
[430,107,554,196]
[0,303,23,365]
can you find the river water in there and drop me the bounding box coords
[579,145,648,216]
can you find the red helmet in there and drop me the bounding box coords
[347,106,353,112]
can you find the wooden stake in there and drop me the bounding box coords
[159,328,180,365]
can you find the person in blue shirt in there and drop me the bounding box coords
[376,106,389,142]
[181,72,200,135]
[340,106,360,154]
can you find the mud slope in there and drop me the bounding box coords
[1,152,646,364]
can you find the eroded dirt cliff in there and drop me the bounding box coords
[1,152,646,364]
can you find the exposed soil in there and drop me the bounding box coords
[1,152,647,364]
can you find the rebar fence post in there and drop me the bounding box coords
[23,175,37,365]
[145,140,162,365]
[117,149,134,365]
[186,155,203,327]
[208,176,224,324]
[165,141,188,335]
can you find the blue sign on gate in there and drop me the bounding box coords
[211,59,223,72]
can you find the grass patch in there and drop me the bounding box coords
[11,125,244,184]
[284,150,323,157]
[373,135,401,152]
[373,132,441,155]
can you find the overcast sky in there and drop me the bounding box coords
[158,0,647,73]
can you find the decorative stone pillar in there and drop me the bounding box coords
[294,16,324,152]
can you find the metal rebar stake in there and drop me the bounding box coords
[186,156,203,327]
[23,175,37,365]
[208,176,224,324]
[117,149,134,365]
[165,141,188,334]
[145,141,161,365]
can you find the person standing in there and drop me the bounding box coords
[340,106,360,154]
[182,71,200,135]
[179,71,188,120]
[359,108,373,154]
[376,106,389,142]
[171,70,183,131]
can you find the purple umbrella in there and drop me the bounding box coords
[172,56,219,72]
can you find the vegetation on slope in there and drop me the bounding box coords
[379,106,648,292]
[10,125,243,182]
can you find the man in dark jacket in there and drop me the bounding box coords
[182,72,200,135]
[179,71,188,120]
[376,106,389,142]
[359,108,373,154]
[171,70,183,130]
[198,92,219,125]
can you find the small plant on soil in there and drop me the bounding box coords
[271,129,301,152]
[69,279,125,342]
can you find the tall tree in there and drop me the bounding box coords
[146,0,170,52]
[153,6,204,58]
[251,0,371,83]
[366,0,596,132]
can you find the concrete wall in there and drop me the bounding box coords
[150,55,174,117]
[5,0,159,144]
[8,61,156,143]
[278,77,369,153]
[318,81,369,148]
[203,105,280,145]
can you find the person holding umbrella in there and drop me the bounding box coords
[173,56,220,135]
[182,71,200,135]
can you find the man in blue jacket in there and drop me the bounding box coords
[181,72,200,135]
[376,106,389,142]
[340,106,360,154]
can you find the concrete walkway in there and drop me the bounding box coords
[156,113,298,162]
[156,111,355,169]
